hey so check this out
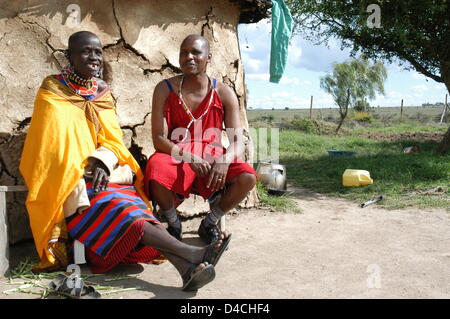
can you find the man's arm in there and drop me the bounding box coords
[219,83,245,163]
[206,83,245,191]
[151,80,172,155]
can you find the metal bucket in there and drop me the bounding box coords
[256,161,287,194]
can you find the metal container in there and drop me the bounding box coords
[256,161,287,194]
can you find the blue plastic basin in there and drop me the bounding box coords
[327,150,357,158]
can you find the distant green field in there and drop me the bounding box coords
[247,106,447,124]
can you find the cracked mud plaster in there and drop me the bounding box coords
[110,1,181,75]
[111,0,152,67]
[16,16,64,69]
[0,0,257,240]
[201,6,216,39]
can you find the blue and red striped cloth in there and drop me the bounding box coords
[66,182,160,264]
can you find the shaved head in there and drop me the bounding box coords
[179,34,211,75]
[68,31,101,53]
[181,34,210,54]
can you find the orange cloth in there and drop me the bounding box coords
[19,75,151,271]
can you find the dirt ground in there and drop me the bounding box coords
[1,185,449,299]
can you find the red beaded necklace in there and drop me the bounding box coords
[60,65,98,96]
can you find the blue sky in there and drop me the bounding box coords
[237,19,448,109]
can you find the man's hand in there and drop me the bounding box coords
[188,154,212,177]
[207,162,229,192]
[87,159,110,192]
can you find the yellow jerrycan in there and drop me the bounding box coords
[342,169,373,187]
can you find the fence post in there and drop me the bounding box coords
[440,94,448,124]
[400,99,404,120]
[309,95,313,119]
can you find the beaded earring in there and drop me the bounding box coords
[63,49,70,60]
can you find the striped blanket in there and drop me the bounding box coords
[66,182,159,257]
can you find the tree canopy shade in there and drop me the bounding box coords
[320,57,387,133]
[285,0,450,152]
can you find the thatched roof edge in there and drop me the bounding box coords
[231,0,272,23]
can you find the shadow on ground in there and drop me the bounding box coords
[6,237,207,299]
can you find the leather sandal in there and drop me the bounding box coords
[203,234,232,267]
[48,273,101,299]
[181,263,216,291]
[197,220,221,244]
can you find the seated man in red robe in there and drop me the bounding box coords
[145,34,257,244]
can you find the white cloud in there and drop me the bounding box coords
[280,76,300,86]
[281,77,311,86]
[387,90,402,98]
[288,44,302,64]
[246,73,270,81]
[317,94,335,105]
[288,36,353,73]
[412,84,429,92]
[247,58,262,73]
[271,91,293,98]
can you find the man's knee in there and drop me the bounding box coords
[236,173,257,191]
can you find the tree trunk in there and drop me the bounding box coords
[436,126,450,154]
[436,61,450,154]
[336,89,350,134]
[335,115,345,134]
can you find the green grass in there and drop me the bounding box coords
[351,121,448,134]
[276,130,450,210]
[248,106,446,123]
[255,181,302,213]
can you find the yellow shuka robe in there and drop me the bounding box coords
[19,75,151,272]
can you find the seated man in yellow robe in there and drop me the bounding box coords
[19,31,230,292]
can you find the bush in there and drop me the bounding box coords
[354,99,370,112]
[352,112,373,123]
[288,118,318,134]
[261,114,275,123]
[325,114,337,122]
[249,120,274,129]
[409,112,432,124]
[282,118,342,135]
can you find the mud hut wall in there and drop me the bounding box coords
[0,0,257,244]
